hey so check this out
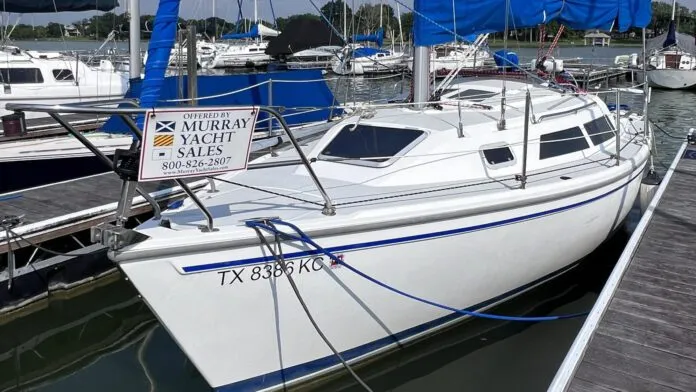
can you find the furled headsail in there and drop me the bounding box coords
[0,0,118,13]
[413,0,652,46]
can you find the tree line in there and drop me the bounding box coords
[1,0,690,42]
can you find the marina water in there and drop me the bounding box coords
[0,43,691,391]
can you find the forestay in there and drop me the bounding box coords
[413,0,652,46]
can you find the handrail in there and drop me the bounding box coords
[7,102,337,233]
[532,101,598,124]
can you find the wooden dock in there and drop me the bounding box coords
[549,132,696,391]
[0,113,107,141]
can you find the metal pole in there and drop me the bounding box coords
[520,90,531,189]
[615,90,621,166]
[176,179,215,231]
[643,27,655,173]
[187,25,198,106]
[412,46,430,108]
[267,79,273,133]
[129,0,141,78]
[263,107,335,215]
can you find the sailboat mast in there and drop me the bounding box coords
[213,0,216,41]
[380,1,383,29]
[671,0,676,21]
[343,0,347,40]
[129,0,141,78]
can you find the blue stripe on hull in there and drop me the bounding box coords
[207,170,644,391]
[216,260,581,392]
[184,170,644,273]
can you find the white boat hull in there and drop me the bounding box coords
[646,69,696,89]
[117,160,646,390]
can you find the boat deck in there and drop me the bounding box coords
[549,136,696,391]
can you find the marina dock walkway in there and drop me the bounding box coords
[549,135,696,391]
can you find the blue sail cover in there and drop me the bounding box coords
[663,20,677,48]
[221,24,259,40]
[352,28,384,47]
[413,0,652,46]
[136,0,181,131]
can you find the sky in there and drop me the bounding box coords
[21,0,414,26]
[18,0,696,26]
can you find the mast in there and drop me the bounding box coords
[497,0,510,130]
[380,1,383,29]
[343,0,347,41]
[212,0,216,41]
[255,0,261,41]
[671,0,676,21]
[129,0,141,78]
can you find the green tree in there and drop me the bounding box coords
[320,0,353,34]
[47,22,63,37]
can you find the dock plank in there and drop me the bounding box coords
[556,143,696,391]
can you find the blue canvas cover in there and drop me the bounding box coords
[413,0,652,46]
[221,24,260,40]
[352,28,384,48]
[102,70,341,134]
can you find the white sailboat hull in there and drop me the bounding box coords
[647,69,696,89]
[117,158,646,391]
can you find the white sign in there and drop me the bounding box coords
[138,106,258,182]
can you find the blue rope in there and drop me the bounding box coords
[0,194,22,202]
[245,219,588,323]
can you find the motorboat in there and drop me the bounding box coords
[286,46,342,70]
[0,46,128,120]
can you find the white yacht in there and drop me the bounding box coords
[286,46,342,70]
[414,41,491,74]
[0,46,128,120]
[331,44,407,75]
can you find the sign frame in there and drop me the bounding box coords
[138,106,258,182]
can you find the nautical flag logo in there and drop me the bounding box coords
[152,148,172,160]
[156,121,176,132]
[154,134,174,147]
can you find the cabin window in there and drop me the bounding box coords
[539,126,589,159]
[442,88,498,102]
[52,69,75,81]
[482,146,515,165]
[0,68,44,84]
[319,124,425,167]
[584,116,615,145]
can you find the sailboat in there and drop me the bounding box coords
[644,0,696,89]
[205,0,280,69]
[63,0,654,390]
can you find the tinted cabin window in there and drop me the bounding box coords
[539,127,589,159]
[53,69,75,81]
[483,147,514,165]
[584,116,615,145]
[443,89,498,102]
[320,125,424,163]
[0,68,44,84]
